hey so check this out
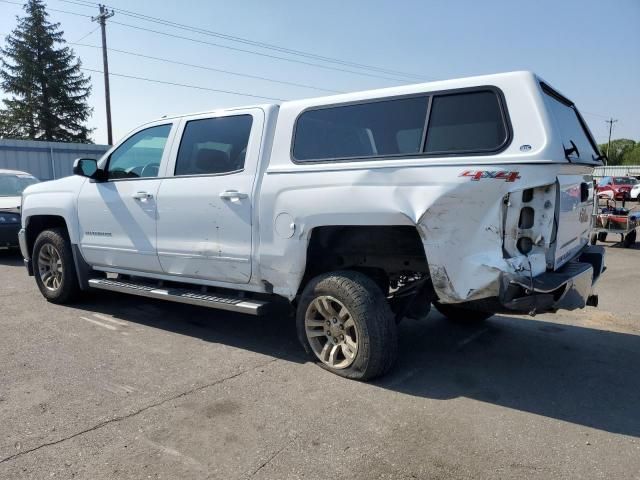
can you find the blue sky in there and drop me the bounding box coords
[1,0,638,145]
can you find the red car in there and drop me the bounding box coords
[596,176,638,200]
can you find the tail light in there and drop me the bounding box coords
[502,183,556,264]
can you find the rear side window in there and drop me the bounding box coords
[293,96,429,161]
[424,91,507,153]
[542,86,599,162]
[175,115,253,176]
[292,89,509,162]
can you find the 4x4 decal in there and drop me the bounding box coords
[460,170,521,182]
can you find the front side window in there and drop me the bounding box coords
[0,174,39,196]
[174,115,253,176]
[424,91,507,153]
[107,124,172,180]
[293,96,429,162]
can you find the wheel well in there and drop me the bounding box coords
[25,215,68,257]
[301,225,429,293]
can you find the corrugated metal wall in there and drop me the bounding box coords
[0,139,110,181]
[593,165,640,178]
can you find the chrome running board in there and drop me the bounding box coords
[88,278,268,315]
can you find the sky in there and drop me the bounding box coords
[0,0,638,146]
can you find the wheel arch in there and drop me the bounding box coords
[25,214,92,290]
[297,224,429,295]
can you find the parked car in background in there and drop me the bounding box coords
[596,176,638,200]
[631,182,640,201]
[0,170,39,248]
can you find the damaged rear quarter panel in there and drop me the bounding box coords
[259,160,561,302]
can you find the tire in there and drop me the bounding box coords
[296,270,398,381]
[597,232,608,242]
[590,233,598,245]
[433,301,493,323]
[623,230,636,248]
[33,228,80,304]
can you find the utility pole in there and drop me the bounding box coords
[605,118,618,165]
[92,5,115,145]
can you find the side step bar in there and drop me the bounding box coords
[88,278,268,316]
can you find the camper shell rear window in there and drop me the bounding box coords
[292,87,510,163]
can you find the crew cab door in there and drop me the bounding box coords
[77,122,176,272]
[155,108,263,283]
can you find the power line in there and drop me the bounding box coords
[71,25,99,43]
[72,42,344,94]
[57,0,427,81]
[81,68,287,102]
[107,20,412,84]
[581,110,610,120]
[9,0,417,83]
[0,0,91,18]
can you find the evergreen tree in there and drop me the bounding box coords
[0,0,93,142]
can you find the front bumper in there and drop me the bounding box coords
[0,222,21,247]
[18,228,34,276]
[501,245,605,313]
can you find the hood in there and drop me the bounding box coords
[0,196,21,214]
[23,175,86,195]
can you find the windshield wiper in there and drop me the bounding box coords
[564,140,579,162]
[593,153,607,163]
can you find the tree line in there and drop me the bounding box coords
[0,0,92,142]
[598,139,640,166]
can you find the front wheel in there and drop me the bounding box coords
[433,301,493,323]
[296,270,398,381]
[33,228,80,304]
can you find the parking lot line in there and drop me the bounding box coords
[92,313,128,326]
[79,316,118,331]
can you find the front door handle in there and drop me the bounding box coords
[132,191,153,201]
[219,190,248,200]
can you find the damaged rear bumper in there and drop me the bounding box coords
[502,245,605,313]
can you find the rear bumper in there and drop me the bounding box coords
[501,245,605,313]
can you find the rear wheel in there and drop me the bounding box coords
[33,228,80,304]
[296,270,397,381]
[434,301,493,323]
[597,232,608,242]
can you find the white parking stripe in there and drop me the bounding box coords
[79,316,118,331]
[92,313,128,326]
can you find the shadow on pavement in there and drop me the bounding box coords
[0,249,24,266]
[6,237,638,439]
[70,287,640,439]
[378,313,640,438]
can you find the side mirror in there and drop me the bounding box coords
[72,158,100,179]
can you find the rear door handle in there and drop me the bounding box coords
[219,190,248,200]
[132,191,153,201]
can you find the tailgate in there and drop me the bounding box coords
[553,174,593,269]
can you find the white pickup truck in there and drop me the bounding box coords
[19,71,605,380]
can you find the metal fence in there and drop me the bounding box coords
[593,165,640,178]
[0,139,110,181]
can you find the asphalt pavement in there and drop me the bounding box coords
[0,240,639,479]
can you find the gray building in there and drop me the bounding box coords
[0,138,110,181]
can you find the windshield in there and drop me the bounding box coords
[614,177,638,185]
[542,84,601,163]
[0,174,39,197]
